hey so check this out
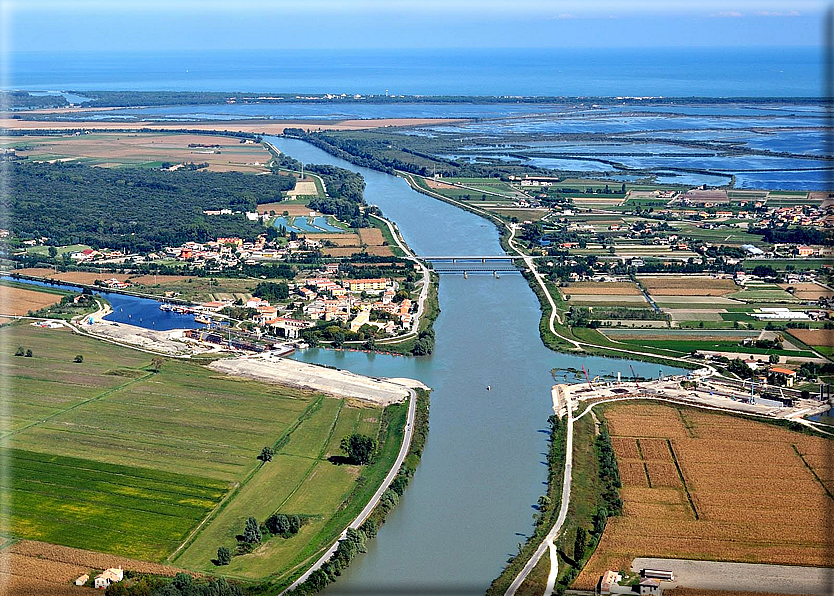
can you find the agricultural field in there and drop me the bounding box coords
[0,283,64,317]
[562,282,647,306]
[0,540,186,596]
[787,329,834,358]
[575,402,833,589]
[3,132,272,172]
[781,283,834,301]
[1,323,394,579]
[637,276,739,297]
[13,268,258,303]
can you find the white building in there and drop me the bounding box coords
[94,567,123,589]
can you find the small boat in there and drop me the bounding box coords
[487,385,491,391]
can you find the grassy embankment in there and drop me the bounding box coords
[487,411,614,595]
[1,322,402,586]
[283,388,430,595]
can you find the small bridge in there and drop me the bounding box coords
[422,255,521,274]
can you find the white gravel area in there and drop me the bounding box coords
[209,354,413,405]
[631,558,834,595]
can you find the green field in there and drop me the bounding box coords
[617,338,818,358]
[1,448,227,560]
[1,323,397,580]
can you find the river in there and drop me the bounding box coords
[266,137,680,595]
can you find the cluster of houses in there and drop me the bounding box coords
[74,566,123,590]
[196,273,414,341]
[164,235,322,268]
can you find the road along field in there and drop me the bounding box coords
[2,132,273,172]
[575,401,833,590]
[1,322,406,584]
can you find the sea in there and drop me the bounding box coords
[3,47,826,97]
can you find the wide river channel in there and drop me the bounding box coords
[266,137,682,595]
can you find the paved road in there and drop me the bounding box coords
[506,392,574,595]
[280,386,418,594]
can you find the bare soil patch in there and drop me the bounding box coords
[565,282,642,295]
[257,202,312,216]
[787,328,834,348]
[638,276,738,296]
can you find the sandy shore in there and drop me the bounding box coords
[0,117,465,134]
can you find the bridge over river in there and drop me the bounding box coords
[423,255,522,274]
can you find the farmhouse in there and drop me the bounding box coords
[94,567,123,589]
[769,366,797,388]
[75,574,89,586]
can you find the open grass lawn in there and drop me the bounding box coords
[575,402,833,589]
[2,323,397,579]
[174,400,404,587]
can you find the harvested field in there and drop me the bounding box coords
[619,461,649,488]
[788,328,834,348]
[638,438,672,460]
[7,541,185,577]
[322,247,364,257]
[566,294,647,304]
[565,282,642,295]
[645,461,682,488]
[0,540,188,595]
[285,180,318,197]
[638,276,738,296]
[575,402,834,590]
[256,202,313,216]
[653,296,742,305]
[357,228,386,245]
[1,573,87,596]
[5,132,271,173]
[781,282,834,301]
[0,285,63,315]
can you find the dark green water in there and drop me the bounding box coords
[267,137,680,595]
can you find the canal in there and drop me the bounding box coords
[267,137,681,595]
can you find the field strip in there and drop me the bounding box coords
[167,395,326,563]
[667,439,699,519]
[274,400,344,512]
[0,371,152,440]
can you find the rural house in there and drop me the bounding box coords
[93,567,123,589]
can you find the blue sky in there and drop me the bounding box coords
[4,0,828,51]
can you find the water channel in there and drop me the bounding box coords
[266,137,682,595]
